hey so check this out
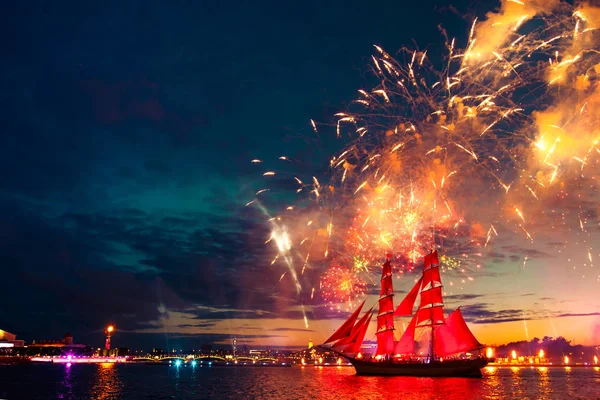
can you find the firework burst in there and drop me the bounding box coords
[249,0,600,305]
[320,265,367,306]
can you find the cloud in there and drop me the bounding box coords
[486,252,505,261]
[176,322,218,329]
[555,312,600,318]
[115,332,290,348]
[444,294,484,301]
[501,245,552,259]
[0,192,326,348]
[460,303,532,324]
[270,328,315,332]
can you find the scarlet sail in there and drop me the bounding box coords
[415,305,445,326]
[416,251,444,328]
[344,313,373,354]
[321,250,489,377]
[420,287,443,309]
[324,300,364,343]
[334,307,372,348]
[434,308,482,357]
[376,256,395,355]
[394,313,417,354]
[421,252,442,291]
[394,277,422,316]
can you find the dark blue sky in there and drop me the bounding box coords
[0,0,540,350]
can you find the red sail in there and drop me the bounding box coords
[394,313,417,354]
[394,277,423,316]
[420,286,443,308]
[424,251,440,268]
[422,268,441,290]
[423,251,439,269]
[416,306,445,327]
[377,311,394,332]
[324,300,365,343]
[380,259,393,296]
[376,329,395,355]
[422,255,442,291]
[376,256,395,355]
[334,308,372,347]
[434,308,482,356]
[333,330,357,347]
[377,294,394,337]
[378,296,394,314]
[344,313,373,354]
[415,250,444,327]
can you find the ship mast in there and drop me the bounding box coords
[431,198,436,361]
[422,251,444,359]
[375,253,395,355]
[394,251,483,359]
[431,178,438,361]
[430,320,435,361]
[431,224,435,361]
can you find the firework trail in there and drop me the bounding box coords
[249,0,600,304]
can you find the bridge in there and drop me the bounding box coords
[131,355,279,363]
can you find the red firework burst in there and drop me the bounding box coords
[320,265,366,305]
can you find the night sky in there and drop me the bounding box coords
[2,0,599,351]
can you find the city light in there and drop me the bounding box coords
[106,325,114,333]
[191,360,197,367]
[595,355,598,365]
[486,347,493,358]
[564,356,569,365]
[175,360,182,367]
[539,350,545,359]
[511,350,517,360]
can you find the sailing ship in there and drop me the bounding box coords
[321,251,490,377]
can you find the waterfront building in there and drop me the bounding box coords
[0,329,25,348]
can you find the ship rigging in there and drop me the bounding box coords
[321,251,490,377]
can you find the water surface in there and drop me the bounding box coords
[1,364,599,399]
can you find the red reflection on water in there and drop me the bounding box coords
[312,367,488,400]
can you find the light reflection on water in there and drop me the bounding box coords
[57,362,74,399]
[90,362,122,399]
[1,364,600,399]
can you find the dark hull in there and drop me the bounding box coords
[349,357,488,377]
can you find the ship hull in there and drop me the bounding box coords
[349,357,488,377]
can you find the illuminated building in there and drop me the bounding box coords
[29,333,79,348]
[0,329,24,349]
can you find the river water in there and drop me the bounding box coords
[1,364,599,399]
